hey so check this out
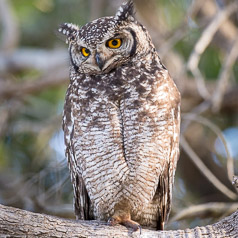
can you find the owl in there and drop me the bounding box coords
[59,0,180,232]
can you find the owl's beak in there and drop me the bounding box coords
[95,53,105,70]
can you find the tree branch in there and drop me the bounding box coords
[0,0,19,53]
[186,1,238,100]
[180,135,237,200]
[0,68,68,99]
[170,202,238,222]
[211,35,238,113]
[0,203,238,238]
[182,113,236,187]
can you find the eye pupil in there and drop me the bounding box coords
[85,49,90,54]
[107,38,122,49]
[112,40,118,46]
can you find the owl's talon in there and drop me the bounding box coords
[107,217,120,226]
[122,220,141,233]
[108,215,141,233]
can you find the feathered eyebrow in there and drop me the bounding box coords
[106,33,121,42]
[113,33,121,38]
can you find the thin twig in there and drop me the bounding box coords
[159,27,188,59]
[211,35,238,112]
[182,113,235,186]
[38,173,69,202]
[187,1,238,99]
[181,100,211,134]
[0,0,19,53]
[170,202,238,222]
[0,48,68,72]
[0,68,68,99]
[180,135,237,200]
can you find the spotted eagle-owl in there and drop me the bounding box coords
[59,0,180,231]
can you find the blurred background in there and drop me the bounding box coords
[0,0,238,230]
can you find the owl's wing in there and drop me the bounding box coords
[156,130,180,229]
[65,144,91,220]
[157,76,180,229]
[121,71,180,227]
[63,89,91,220]
[156,81,180,229]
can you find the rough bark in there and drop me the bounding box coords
[0,204,237,238]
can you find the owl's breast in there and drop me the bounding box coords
[69,75,129,219]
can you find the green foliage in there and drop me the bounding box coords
[159,0,194,30]
[199,46,222,80]
[175,29,200,60]
[12,0,89,48]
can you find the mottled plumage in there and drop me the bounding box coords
[59,0,180,231]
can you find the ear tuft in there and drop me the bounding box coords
[115,0,135,22]
[58,23,79,43]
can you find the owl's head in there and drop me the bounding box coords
[58,0,152,75]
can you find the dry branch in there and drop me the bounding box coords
[0,48,68,72]
[182,113,235,186]
[170,202,238,222]
[0,68,68,99]
[187,1,238,100]
[211,36,238,113]
[0,0,19,53]
[180,135,237,200]
[0,204,238,238]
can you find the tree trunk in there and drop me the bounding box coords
[0,204,237,238]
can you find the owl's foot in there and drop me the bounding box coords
[122,220,141,234]
[108,215,141,234]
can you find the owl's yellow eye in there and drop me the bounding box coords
[81,47,90,57]
[106,38,122,49]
